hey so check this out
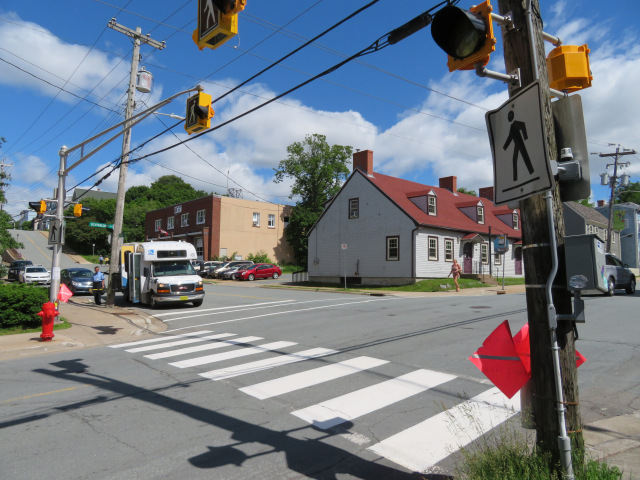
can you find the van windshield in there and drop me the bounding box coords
[152,261,196,277]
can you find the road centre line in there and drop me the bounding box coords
[161,297,394,324]
[165,297,400,332]
[152,300,295,317]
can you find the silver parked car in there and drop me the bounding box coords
[604,253,636,295]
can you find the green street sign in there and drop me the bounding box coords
[89,222,114,229]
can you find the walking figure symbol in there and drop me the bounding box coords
[503,110,534,181]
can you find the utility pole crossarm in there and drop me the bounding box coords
[107,19,166,50]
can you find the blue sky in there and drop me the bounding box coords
[1,0,639,219]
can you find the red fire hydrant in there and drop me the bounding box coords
[37,302,59,341]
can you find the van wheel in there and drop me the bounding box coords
[626,277,636,295]
[150,293,158,308]
[123,290,130,302]
[192,300,203,307]
[606,277,615,296]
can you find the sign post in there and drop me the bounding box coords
[341,243,347,289]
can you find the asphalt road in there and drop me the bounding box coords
[8,228,89,270]
[1,281,638,479]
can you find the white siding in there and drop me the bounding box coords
[308,174,415,284]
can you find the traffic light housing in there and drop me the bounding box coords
[74,204,83,217]
[431,0,496,72]
[212,0,246,16]
[192,0,244,51]
[547,44,592,93]
[184,92,214,135]
[29,200,46,214]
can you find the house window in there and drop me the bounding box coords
[513,213,519,230]
[444,238,454,262]
[481,243,489,264]
[253,212,260,227]
[588,224,594,234]
[604,229,608,241]
[494,253,502,265]
[284,216,290,228]
[196,209,206,225]
[174,205,182,214]
[349,198,359,219]
[181,213,189,227]
[268,214,275,228]
[428,195,437,216]
[428,236,438,261]
[167,216,174,230]
[154,219,161,232]
[477,205,485,224]
[386,236,399,261]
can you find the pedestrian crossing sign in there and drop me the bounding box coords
[486,81,555,205]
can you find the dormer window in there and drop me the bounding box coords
[513,212,519,230]
[428,195,437,216]
[477,205,485,224]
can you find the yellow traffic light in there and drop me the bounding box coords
[547,44,592,93]
[184,92,215,135]
[74,204,83,217]
[431,0,496,72]
[29,200,47,214]
[192,0,242,51]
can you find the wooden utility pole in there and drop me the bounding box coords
[497,0,583,469]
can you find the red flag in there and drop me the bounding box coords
[469,320,530,399]
[58,283,73,303]
[512,323,585,369]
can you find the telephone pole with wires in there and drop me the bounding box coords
[598,145,636,253]
[106,19,165,307]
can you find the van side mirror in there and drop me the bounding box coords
[143,267,149,277]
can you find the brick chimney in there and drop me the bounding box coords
[479,186,494,201]
[439,176,457,193]
[597,200,605,207]
[353,150,373,176]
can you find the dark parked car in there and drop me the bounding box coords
[604,253,636,295]
[61,268,94,294]
[234,263,282,281]
[8,260,33,281]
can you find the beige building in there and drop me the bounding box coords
[145,195,294,264]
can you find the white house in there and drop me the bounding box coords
[307,150,524,286]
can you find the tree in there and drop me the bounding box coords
[616,181,640,205]
[1,210,23,276]
[457,187,477,196]
[577,198,594,207]
[274,134,352,266]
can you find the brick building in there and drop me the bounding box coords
[145,195,294,263]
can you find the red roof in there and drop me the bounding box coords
[363,171,521,239]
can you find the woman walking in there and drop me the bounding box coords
[448,258,462,292]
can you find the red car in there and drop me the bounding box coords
[234,263,282,281]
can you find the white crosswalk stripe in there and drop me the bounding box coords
[115,329,519,473]
[368,387,520,473]
[240,356,389,400]
[169,340,297,368]
[200,347,337,381]
[291,369,457,430]
[109,330,212,349]
[145,336,263,360]
[126,333,237,353]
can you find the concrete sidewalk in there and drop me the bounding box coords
[0,297,166,361]
[0,288,637,478]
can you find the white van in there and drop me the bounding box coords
[116,241,204,307]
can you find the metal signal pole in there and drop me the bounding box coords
[106,20,165,307]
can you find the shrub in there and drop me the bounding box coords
[0,283,49,330]
[248,250,273,264]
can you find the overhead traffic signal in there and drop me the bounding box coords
[184,92,214,135]
[73,204,83,217]
[192,0,245,51]
[29,200,47,214]
[431,0,496,72]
